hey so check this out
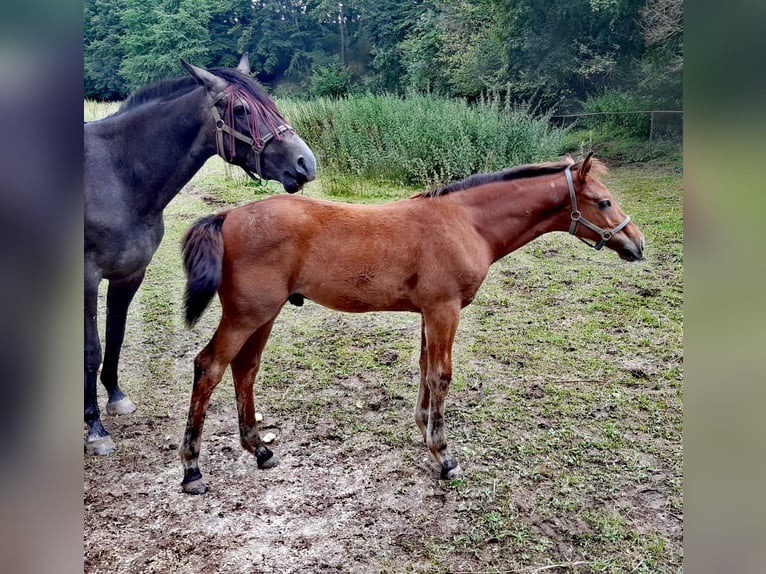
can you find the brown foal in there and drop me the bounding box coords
[179,154,644,494]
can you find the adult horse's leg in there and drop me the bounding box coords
[421,303,462,480]
[84,266,113,455]
[230,319,279,470]
[180,320,254,494]
[100,272,145,415]
[414,316,430,440]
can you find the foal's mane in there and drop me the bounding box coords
[413,158,607,198]
[118,67,280,117]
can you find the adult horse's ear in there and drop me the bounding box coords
[578,152,594,184]
[180,59,228,93]
[559,153,575,166]
[237,53,251,75]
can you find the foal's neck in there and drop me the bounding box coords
[460,174,570,263]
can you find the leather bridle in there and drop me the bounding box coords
[208,90,292,179]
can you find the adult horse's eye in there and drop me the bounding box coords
[598,199,612,209]
[234,105,247,116]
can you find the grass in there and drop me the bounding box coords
[86,99,682,572]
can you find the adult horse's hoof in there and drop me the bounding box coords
[85,435,116,456]
[106,396,137,415]
[440,462,462,480]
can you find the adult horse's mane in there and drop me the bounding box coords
[414,157,607,199]
[118,68,280,117]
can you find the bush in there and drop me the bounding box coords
[310,63,353,98]
[583,92,651,139]
[278,93,566,187]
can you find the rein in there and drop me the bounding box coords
[208,88,293,179]
[565,167,631,251]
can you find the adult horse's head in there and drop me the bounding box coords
[565,153,644,261]
[181,55,316,192]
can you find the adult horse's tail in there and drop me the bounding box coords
[182,213,227,327]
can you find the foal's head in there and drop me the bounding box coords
[181,56,316,192]
[566,154,645,261]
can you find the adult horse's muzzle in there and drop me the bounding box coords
[273,134,317,193]
[233,131,316,192]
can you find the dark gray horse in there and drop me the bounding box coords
[84,56,316,455]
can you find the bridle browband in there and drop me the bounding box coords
[208,90,292,179]
[565,166,631,251]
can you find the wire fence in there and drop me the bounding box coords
[550,110,683,147]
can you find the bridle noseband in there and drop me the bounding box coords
[565,167,631,251]
[208,90,292,179]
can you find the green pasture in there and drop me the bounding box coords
[86,98,683,572]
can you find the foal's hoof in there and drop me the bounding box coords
[181,478,207,495]
[256,448,279,470]
[440,462,462,481]
[85,436,116,456]
[106,397,137,415]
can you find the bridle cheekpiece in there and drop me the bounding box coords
[208,89,292,179]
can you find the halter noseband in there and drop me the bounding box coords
[208,91,292,179]
[565,167,631,251]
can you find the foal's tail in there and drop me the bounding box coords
[181,212,227,327]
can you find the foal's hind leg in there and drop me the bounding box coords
[100,272,145,415]
[421,304,462,480]
[414,316,430,440]
[230,319,279,470]
[180,321,254,494]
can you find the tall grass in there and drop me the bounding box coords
[85,94,566,188]
[84,99,120,121]
[280,93,566,187]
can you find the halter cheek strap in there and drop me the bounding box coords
[565,167,631,251]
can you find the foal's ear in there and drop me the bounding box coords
[578,152,594,184]
[180,59,228,94]
[237,53,251,75]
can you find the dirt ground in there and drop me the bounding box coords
[84,310,488,574]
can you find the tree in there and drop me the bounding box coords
[637,0,682,106]
[84,0,129,100]
[120,0,212,90]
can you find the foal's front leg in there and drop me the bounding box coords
[421,305,462,480]
[230,321,279,470]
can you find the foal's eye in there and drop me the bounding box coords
[598,199,612,209]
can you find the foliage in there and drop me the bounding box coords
[84,0,129,100]
[119,0,212,90]
[583,91,651,139]
[84,0,683,116]
[310,61,353,98]
[280,93,566,187]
